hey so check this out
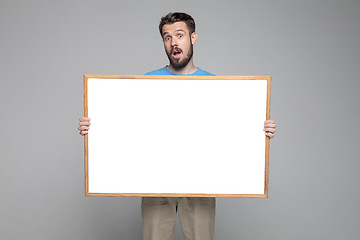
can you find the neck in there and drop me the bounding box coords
[167,59,197,75]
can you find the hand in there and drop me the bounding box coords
[78,117,91,136]
[264,120,276,139]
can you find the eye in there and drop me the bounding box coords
[178,34,183,38]
[165,36,171,41]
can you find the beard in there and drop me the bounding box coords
[166,43,194,70]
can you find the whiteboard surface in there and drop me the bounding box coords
[87,77,268,195]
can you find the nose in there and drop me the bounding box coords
[171,37,178,47]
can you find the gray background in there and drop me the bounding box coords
[1,0,359,239]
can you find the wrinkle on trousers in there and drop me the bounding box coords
[141,197,215,240]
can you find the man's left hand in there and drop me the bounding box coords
[264,120,276,139]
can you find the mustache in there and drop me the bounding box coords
[171,47,182,54]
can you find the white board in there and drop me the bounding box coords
[84,75,271,197]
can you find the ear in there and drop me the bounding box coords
[191,32,198,45]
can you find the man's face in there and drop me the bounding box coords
[162,22,197,70]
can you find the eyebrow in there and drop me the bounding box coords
[162,29,185,37]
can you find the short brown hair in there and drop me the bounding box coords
[159,12,196,36]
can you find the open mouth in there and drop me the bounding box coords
[172,49,182,59]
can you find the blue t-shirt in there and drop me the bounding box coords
[145,66,214,76]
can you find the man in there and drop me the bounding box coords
[79,12,276,240]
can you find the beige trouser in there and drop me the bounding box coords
[141,197,216,240]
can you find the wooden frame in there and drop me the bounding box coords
[84,75,271,198]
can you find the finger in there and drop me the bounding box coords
[79,117,91,122]
[264,123,276,128]
[264,120,274,124]
[265,132,274,138]
[264,128,276,133]
[79,121,91,126]
[78,126,90,131]
[80,131,88,136]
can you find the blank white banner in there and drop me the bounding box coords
[86,76,270,196]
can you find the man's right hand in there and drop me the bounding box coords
[78,117,91,136]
